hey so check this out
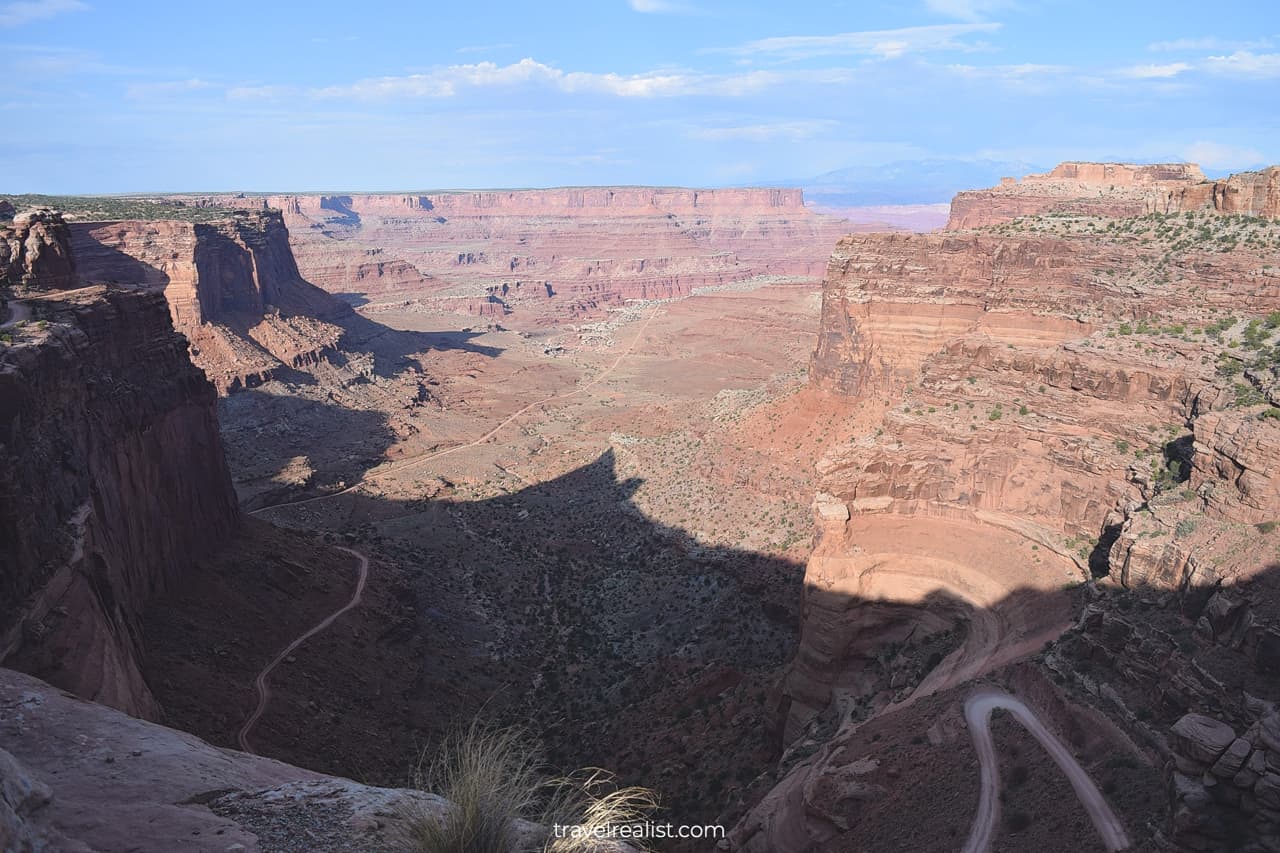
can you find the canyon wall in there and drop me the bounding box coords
[0,286,240,719]
[734,204,1280,850]
[68,210,351,392]
[948,162,1280,229]
[191,187,856,323]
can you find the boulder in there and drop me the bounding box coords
[1211,738,1254,778]
[1171,714,1237,765]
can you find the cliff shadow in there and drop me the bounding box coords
[153,381,1280,851]
[333,310,503,379]
[67,224,172,291]
[217,386,399,510]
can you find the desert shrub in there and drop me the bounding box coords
[396,722,658,853]
[1257,521,1278,534]
[1234,383,1267,407]
[1175,519,1199,539]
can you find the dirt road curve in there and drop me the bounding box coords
[1,299,31,330]
[962,689,1131,853]
[250,304,661,516]
[236,546,369,754]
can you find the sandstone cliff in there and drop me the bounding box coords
[191,187,853,323]
[0,286,240,718]
[948,162,1280,229]
[68,210,351,392]
[0,209,77,290]
[734,206,1280,851]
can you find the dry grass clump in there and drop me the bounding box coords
[395,721,657,853]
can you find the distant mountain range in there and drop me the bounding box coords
[792,158,1045,207]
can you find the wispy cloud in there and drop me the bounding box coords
[689,120,834,142]
[1119,62,1192,79]
[1203,51,1280,79]
[627,0,692,12]
[302,58,850,100]
[923,0,1014,22]
[946,62,1068,79]
[126,78,215,100]
[1148,37,1272,52]
[1,44,131,75]
[1181,140,1265,170]
[712,23,1001,61]
[0,0,86,28]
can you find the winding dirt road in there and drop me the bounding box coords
[236,546,369,754]
[250,304,660,517]
[1,299,30,330]
[962,689,1131,853]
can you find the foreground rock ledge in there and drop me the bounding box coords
[0,667,557,852]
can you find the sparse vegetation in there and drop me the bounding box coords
[1,193,248,223]
[396,722,658,853]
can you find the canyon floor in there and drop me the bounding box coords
[143,276,867,839]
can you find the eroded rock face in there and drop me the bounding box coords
[0,209,77,290]
[68,210,350,392]
[0,287,239,718]
[191,188,856,323]
[948,162,1280,229]
[1191,410,1280,526]
[736,185,1280,848]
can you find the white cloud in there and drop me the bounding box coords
[628,0,688,11]
[0,0,86,27]
[714,23,1001,61]
[307,58,844,100]
[1181,141,1266,171]
[227,84,300,100]
[1203,51,1280,79]
[924,0,1014,22]
[1120,62,1192,79]
[1148,37,1272,52]
[690,120,834,142]
[946,62,1068,78]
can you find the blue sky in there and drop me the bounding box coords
[1,0,1277,193]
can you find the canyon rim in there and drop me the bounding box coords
[5,2,1280,852]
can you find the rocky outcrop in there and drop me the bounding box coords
[1190,410,1280,525]
[948,162,1280,229]
[735,189,1280,848]
[0,287,239,718]
[0,209,77,290]
[0,667,633,853]
[68,210,350,392]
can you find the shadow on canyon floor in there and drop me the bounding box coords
[335,311,503,378]
[144,386,1280,850]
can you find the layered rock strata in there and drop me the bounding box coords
[193,188,855,322]
[949,163,1280,229]
[0,286,239,718]
[734,196,1280,849]
[68,210,351,392]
